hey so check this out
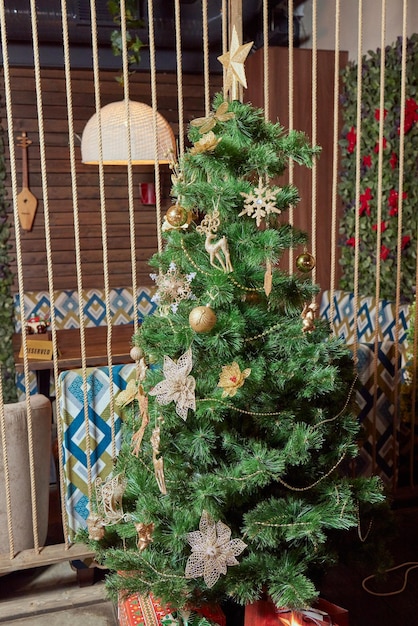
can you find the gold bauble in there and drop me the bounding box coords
[165,204,189,228]
[296,252,316,273]
[130,346,144,361]
[189,305,217,333]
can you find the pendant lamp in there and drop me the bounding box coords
[81,100,176,165]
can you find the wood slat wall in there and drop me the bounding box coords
[246,48,348,292]
[1,67,223,292]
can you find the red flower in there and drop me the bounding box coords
[401,235,411,249]
[372,221,387,232]
[374,137,387,153]
[363,155,372,168]
[374,108,388,121]
[359,187,373,216]
[398,98,418,134]
[388,189,407,215]
[346,126,357,153]
[346,237,357,247]
[381,245,390,260]
[389,152,398,169]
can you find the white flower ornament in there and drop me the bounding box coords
[148,348,196,420]
[185,510,247,588]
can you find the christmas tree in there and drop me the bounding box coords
[84,30,385,622]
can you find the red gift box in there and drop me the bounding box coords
[118,592,175,626]
[244,597,348,626]
[118,592,226,626]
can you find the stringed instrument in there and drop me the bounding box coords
[16,131,38,231]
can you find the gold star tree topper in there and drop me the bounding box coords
[218,26,253,100]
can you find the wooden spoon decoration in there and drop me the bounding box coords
[16,132,38,231]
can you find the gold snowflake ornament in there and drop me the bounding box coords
[148,348,196,420]
[239,179,282,227]
[218,362,251,398]
[185,510,247,588]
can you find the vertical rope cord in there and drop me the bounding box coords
[0,370,15,559]
[371,0,387,474]
[394,0,408,490]
[310,0,318,287]
[174,0,185,158]
[262,0,269,121]
[288,0,294,274]
[117,0,137,461]
[28,0,63,552]
[202,0,210,115]
[353,0,364,367]
[222,0,228,70]
[147,0,163,257]
[59,0,87,546]
[0,0,32,556]
[329,0,341,328]
[85,0,108,501]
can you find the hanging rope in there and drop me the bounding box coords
[371,0,387,475]
[202,0,210,115]
[288,0,295,274]
[262,0,269,121]
[147,0,163,257]
[329,0,341,327]
[353,0,364,367]
[310,0,318,287]
[58,0,88,547]
[174,0,185,158]
[86,0,108,504]
[0,0,34,557]
[393,0,408,490]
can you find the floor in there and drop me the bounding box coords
[1,489,418,625]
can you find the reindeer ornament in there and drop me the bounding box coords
[196,208,233,273]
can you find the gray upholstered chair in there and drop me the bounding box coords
[0,394,52,556]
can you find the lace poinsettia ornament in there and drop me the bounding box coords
[148,348,196,420]
[185,510,247,588]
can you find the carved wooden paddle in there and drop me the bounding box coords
[17,132,38,231]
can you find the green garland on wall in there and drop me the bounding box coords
[338,34,418,303]
[0,101,17,403]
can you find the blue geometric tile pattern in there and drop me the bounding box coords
[15,286,156,399]
[320,290,411,487]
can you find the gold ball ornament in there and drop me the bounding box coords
[296,252,316,273]
[189,305,217,333]
[130,346,145,361]
[165,204,189,228]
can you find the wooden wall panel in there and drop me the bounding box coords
[246,47,348,293]
[1,67,222,292]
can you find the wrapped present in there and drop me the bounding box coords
[244,597,348,626]
[118,592,176,626]
[118,592,226,626]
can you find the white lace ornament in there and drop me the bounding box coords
[151,262,196,314]
[185,510,247,588]
[148,348,196,420]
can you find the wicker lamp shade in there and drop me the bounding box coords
[81,100,176,165]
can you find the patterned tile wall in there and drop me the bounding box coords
[320,290,412,486]
[15,287,157,399]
